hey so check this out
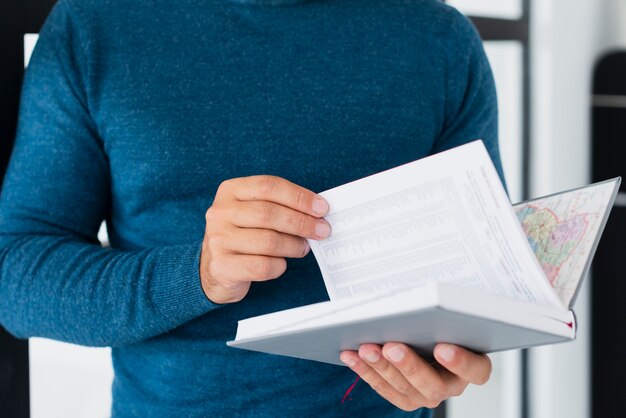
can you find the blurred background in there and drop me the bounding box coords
[1,0,625,417]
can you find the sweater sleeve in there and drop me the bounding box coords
[0,1,218,347]
[432,8,507,188]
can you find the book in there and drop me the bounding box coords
[227,140,620,366]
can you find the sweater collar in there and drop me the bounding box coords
[227,0,309,5]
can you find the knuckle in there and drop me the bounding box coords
[207,258,224,280]
[217,179,234,195]
[423,398,442,409]
[394,380,413,395]
[295,213,310,235]
[293,189,307,209]
[370,381,387,394]
[263,232,281,253]
[205,205,228,226]
[256,258,285,280]
[206,234,225,252]
[401,362,421,379]
[398,399,421,412]
[256,202,276,225]
[205,206,217,222]
[250,258,273,278]
[423,385,447,404]
[360,367,379,383]
[259,176,279,197]
[370,357,391,374]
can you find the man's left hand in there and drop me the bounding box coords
[340,343,491,411]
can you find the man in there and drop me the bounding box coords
[0,0,500,416]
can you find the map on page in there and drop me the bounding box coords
[513,178,620,308]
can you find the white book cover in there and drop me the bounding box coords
[227,140,620,365]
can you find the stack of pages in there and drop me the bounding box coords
[228,140,620,366]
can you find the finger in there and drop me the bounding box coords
[358,344,421,398]
[228,200,331,240]
[222,176,329,217]
[339,351,422,412]
[381,343,457,405]
[434,343,492,385]
[218,228,310,258]
[205,253,287,283]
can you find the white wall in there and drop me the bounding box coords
[29,339,113,418]
[529,1,618,418]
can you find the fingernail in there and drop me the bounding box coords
[341,354,356,367]
[387,345,405,363]
[438,346,456,363]
[312,197,329,216]
[315,222,331,239]
[302,241,310,256]
[363,351,380,363]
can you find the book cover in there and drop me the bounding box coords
[227,141,620,365]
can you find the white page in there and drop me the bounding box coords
[308,140,563,308]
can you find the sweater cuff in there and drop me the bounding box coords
[150,242,220,325]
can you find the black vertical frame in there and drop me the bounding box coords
[471,7,532,418]
[472,10,532,418]
[0,0,57,417]
[591,52,626,418]
[469,5,532,200]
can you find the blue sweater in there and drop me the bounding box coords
[0,0,502,416]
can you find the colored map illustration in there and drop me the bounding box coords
[513,180,618,307]
[516,206,588,285]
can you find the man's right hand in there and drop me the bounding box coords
[200,175,331,304]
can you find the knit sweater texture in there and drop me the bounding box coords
[0,0,502,416]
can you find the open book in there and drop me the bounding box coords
[227,141,620,365]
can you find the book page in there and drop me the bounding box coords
[513,178,620,308]
[308,141,563,308]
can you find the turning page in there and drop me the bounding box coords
[513,178,620,308]
[308,140,563,308]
